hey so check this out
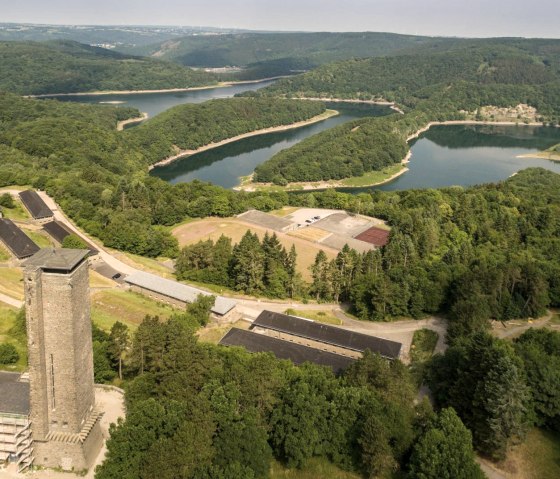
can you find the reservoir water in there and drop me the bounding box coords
[49,83,560,191]
[42,80,277,118]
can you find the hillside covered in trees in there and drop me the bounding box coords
[126,98,326,165]
[0,40,217,95]
[249,43,560,184]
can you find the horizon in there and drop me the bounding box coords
[3,0,560,39]
[2,21,559,41]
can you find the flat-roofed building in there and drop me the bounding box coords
[0,372,33,471]
[251,310,402,360]
[18,191,53,223]
[220,328,354,374]
[0,219,40,259]
[124,271,238,323]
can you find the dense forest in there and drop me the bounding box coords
[88,293,559,478]
[126,98,326,165]
[253,115,408,183]
[248,45,560,183]
[92,296,484,479]
[128,33,560,80]
[0,40,217,95]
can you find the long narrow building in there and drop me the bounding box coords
[0,219,40,259]
[18,190,53,222]
[251,310,402,360]
[220,328,354,374]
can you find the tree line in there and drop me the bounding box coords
[95,296,485,479]
[176,231,301,298]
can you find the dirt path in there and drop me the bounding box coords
[491,311,557,340]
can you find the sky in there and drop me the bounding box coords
[2,0,560,38]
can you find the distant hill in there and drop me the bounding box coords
[128,31,464,78]
[0,40,217,95]
[130,32,560,80]
[0,23,248,48]
[259,42,560,108]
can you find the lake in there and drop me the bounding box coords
[150,102,393,188]
[48,84,560,191]
[41,80,277,118]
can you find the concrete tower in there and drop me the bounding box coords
[23,248,102,472]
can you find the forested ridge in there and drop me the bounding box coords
[0,40,217,95]
[125,98,325,165]
[251,45,560,184]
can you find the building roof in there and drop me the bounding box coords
[124,271,236,316]
[252,310,402,359]
[0,219,40,259]
[220,328,354,374]
[23,248,89,272]
[18,190,53,219]
[354,226,391,247]
[0,372,30,416]
[42,221,98,255]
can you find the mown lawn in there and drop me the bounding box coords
[0,267,24,300]
[0,302,27,372]
[284,308,342,326]
[0,244,11,262]
[91,289,179,331]
[24,229,54,248]
[1,201,30,221]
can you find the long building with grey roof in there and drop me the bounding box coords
[251,310,402,360]
[220,328,354,374]
[18,190,53,222]
[124,271,238,323]
[0,219,40,259]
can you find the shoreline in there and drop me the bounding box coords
[116,112,148,131]
[294,96,405,114]
[238,118,558,192]
[517,151,560,162]
[26,76,288,98]
[148,109,340,171]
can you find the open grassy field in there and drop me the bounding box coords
[197,320,250,344]
[0,267,24,300]
[339,163,405,187]
[0,302,27,372]
[284,308,343,326]
[172,218,337,281]
[108,249,174,278]
[493,428,560,479]
[1,201,30,221]
[0,244,11,262]
[91,289,179,331]
[270,458,361,479]
[24,229,54,248]
[89,270,117,289]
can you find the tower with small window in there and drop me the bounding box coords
[24,248,102,471]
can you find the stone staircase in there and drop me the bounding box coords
[45,410,103,445]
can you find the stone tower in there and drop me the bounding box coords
[23,248,102,472]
